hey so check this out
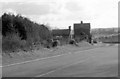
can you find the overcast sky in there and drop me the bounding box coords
[0,0,119,29]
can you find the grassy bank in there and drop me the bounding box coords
[2,41,94,66]
[1,13,52,55]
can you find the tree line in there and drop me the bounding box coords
[1,13,52,54]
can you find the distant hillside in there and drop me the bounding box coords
[91,28,119,38]
[91,28,119,43]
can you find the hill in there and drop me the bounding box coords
[91,28,119,38]
[1,13,52,54]
[91,28,119,43]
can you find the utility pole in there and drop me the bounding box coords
[69,26,73,40]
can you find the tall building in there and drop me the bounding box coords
[73,21,91,42]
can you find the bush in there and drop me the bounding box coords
[93,40,97,43]
[69,39,75,44]
[2,33,23,53]
[1,13,52,55]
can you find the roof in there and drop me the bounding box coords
[74,23,90,30]
[52,29,70,36]
[74,23,91,36]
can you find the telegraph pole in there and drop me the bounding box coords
[69,26,73,40]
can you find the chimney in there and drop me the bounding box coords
[69,26,71,31]
[81,21,83,24]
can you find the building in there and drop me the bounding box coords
[73,21,91,43]
[51,26,71,44]
[51,21,92,43]
[52,29,70,37]
[52,26,71,38]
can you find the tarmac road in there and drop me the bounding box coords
[2,44,118,77]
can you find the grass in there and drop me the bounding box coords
[2,41,94,66]
[99,34,120,44]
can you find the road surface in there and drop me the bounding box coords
[2,44,118,77]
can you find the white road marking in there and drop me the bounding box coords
[1,54,67,67]
[1,51,77,67]
[36,58,90,77]
[36,45,118,77]
[1,45,108,68]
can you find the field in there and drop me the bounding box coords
[91,28,119,43]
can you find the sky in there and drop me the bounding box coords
[0,0,119,29]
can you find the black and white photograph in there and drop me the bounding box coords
[0,0,119,78]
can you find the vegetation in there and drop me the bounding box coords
[91,28,119,38]
[1,13,52,54]
[91,28,119,43]
[1,12,119,55]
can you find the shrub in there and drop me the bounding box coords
[2,33,22,53]
[2,13,52,54]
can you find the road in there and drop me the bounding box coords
[2,44,118,77]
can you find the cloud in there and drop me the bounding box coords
[2,2,52,15]
[4,8,17,15]
[1,0,68,16]
[65,1,84,12]
[0,0,119,29]
[0,0,22,2]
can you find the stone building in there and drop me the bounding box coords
[73,21,91,43]
[51,26,71,44]
[52,26,71,38]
